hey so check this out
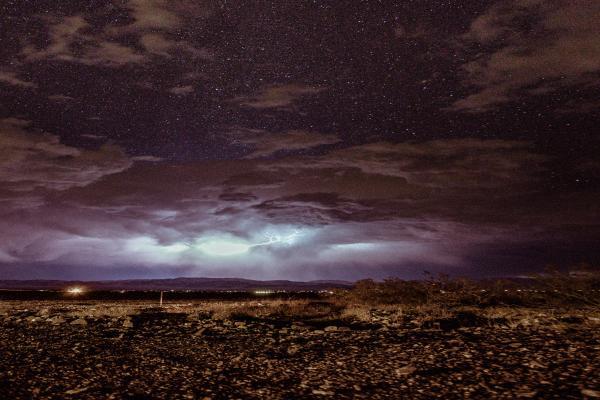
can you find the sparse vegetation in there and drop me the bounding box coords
[0,266,599,398]
[340,263,600,309]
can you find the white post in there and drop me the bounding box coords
[160,291,164,307]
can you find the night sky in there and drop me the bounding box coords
[1,0,599,280]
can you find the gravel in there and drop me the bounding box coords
[0,308,599,399]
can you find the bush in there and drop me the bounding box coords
[530,263,600,307]
[342,264,600,308]
[346,278,429,305]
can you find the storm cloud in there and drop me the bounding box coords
[0,1,598,279]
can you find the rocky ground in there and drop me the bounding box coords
[0,302,599,399]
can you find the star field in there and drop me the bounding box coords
[0,0,598,279]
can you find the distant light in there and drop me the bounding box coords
[66,286,85,295]
[254,290,274,295]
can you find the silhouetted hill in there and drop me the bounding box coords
[0,277,353,291]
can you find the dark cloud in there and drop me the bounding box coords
[232,84,326,110]
[0,1,597,279]
[168,85,194,95]
[0,137,575,270]
[18,2,212,69]
[226,128,340,158]
[47,94,74,102]
[452,0,600,111]
[219,192,258,202]
[0,70,37,88]
[21,15,146,67]
[0,118,132,194]
[1,128,594,279]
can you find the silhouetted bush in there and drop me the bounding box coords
[342,263,600,308]
[346,278,429,305]
[530,262,600,307]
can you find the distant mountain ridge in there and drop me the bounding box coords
[0,277,353,291]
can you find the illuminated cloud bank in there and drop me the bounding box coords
[0,115,597,280]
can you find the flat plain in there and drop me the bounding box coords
[0,298,599,399]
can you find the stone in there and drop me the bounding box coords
[48,316,65,325]
[193,328,206,336]
[70,318,87,326]
[38,308,50,317]
[64,387,89,395]
[186,313,198,321]
[516,391,537,398]
[582,389,600,398]
[312,389,334,396]
[396,365,416,376]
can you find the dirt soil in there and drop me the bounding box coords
[0,303,599,399]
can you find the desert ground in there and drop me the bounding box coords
[0,292,599,399]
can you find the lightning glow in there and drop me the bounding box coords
[251,230,302,247]
[192,229,303,257]
[196,240,251,256]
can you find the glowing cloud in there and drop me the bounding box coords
[192,228,303,257]
[253,230,302,247]
[196,239,251,256]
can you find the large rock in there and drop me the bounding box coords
[582,389,600,398]
[38,308,50,317]
[70,318,88,326]
[192,328,206,336]
[48,316,66,325]
[395,365,416,376]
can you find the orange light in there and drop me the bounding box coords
[66,286,85,295]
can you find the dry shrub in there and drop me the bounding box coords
[340,304,372,322]
[228,300,345,321]
[344,278,429,305]
[340,264,600,309]
[67,304,145,318]
[530,263,600,307]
